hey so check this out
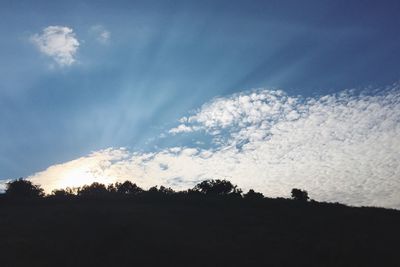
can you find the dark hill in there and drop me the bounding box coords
[0,196,399,267]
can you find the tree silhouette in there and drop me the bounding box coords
[51,188,75,198]
[115,181,143,195]
[291,188,309,202]
[5,178,44,198]
[78,182,109,197]
[243,189,264,200]
[107,183,117,193]
[193,179,242,196]
[148,186,159,193]
[158,186,175,195]
[142,185,176,198]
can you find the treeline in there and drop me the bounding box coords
[2,178,399,267]
[2,178,310,202]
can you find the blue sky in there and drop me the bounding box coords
[1,0,400,207]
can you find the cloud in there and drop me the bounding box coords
[169,124,194,134]
[30,26,79,66]
[0,181,7,193]
[90,25,111,44]
[28,86,400,209]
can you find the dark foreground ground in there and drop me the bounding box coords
[0,197,399,267]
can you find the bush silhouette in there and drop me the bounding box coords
[5,178,44,198]
[291,188,309,202]
[193,179,242,196]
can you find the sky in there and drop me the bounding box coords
[1,0,400,208]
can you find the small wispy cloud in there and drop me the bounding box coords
[30,26,79,67]
[28,85,400,209]
[90,25,111,44]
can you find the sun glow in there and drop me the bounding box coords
[55,167,97,190]
[28,149,127,193]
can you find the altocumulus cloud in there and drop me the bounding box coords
[28,85,400,209]
[30,26,79,66]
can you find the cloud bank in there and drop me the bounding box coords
[28,86,400,209]
[30,26,79,66]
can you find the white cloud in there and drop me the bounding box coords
[30,26,79,67]
[0,181,8,193]
[169,124,193,134]
[90,25,110,44]
[28,86,400,209]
